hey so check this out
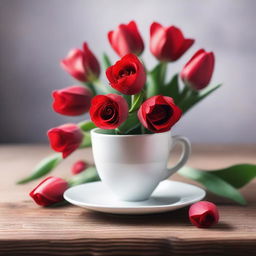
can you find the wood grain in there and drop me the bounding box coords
[0,145,255,255]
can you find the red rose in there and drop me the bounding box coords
[29,176,68,207]
[181,49,215,90]
[71,160,88,175]
[52,86,92,116]
[47,124,83,158]
[108,21,144,57]
[61,42,100,82]
[189,201,219,228]
[150,22,194,62]
[138,95,182,133]
[90,94,128,129]
[106,54,146,95]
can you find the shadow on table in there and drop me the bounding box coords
[82,208,234,230]
[83,207,188,225]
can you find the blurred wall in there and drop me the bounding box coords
[0,0,255,143]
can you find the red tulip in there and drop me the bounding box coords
[61,43,100,82]
[150,22,194,62]
[138,95,182,133]
[189,201,219,228]
[106,54,146,95]
[52,86,92,116]
[108,21,144,57]
[71,160,88,175]
[181,49,215,90]
[90,94,128,129]
[47,124,83,158]
[30,176,68,206]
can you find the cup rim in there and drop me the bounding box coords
[91,127,171,138]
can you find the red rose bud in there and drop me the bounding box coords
[189,201,219,228]
[150,22,194,62]
[61,42,100,82]
[108,21,144,57]
[47,124,83,158]
[52,85,92,116]
[106,54,146,95]
[181,49,215,90]
[71,160,88,175]
[29,176,68,207]
[90,94,128,129]
[138,95,182,133]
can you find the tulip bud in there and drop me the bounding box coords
[61,43,100,82]
[106,54,146,95]
[181,49,215,90]
[47,124,83,158]
[138,95,182,133]
[71,160,88,175]
[108,21,144,57]
[90,94,128,129]
[189,201,219,228]
[30,176,68,206]
[150,22,194,62]
[52,86,92,116]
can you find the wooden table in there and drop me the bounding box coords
[0,145,255,255]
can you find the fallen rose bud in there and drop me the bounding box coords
[29,176,68,207]
[47,124,83,158]
[181,49,215,90]
[106,53,146,95]
[71,160,88,175]
[90,94,128,129]
[52,85,92,116]
[189,201,219,228]
[61,42,100,82]
[150,22,194,62]
[108,20,144,57]
[138,95,182,133]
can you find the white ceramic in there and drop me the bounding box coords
[64,180,205,215]
[91,128,191,201]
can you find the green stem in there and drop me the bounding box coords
[141,124,145,134]
[102,52,112,69]
[84,82,97,96]
[159,61,167,85]
[92,79,108,94]
[176,85,190,105]
[131,95,135,106]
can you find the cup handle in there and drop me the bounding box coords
[161,135,191,181]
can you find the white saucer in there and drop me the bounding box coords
[64,180,205,215]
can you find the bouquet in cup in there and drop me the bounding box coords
[18,21,255,207]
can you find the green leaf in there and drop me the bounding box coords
[197,83,222,103]
[163,74,180,102]
[123,95,132,108]
[17,154,62,184]
[80,132,92,148]
[179,84,222,114]
[78,120,96,132]
[178,166,248,205]
[146,62,167,98]
[68,166,100,186]
[129,90,145,112]
[117,111,140,134]
[102,52,112,69]
[211,164,256,189]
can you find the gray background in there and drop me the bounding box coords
[0,0,255,143]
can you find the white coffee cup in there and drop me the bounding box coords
[91,128,191,202]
